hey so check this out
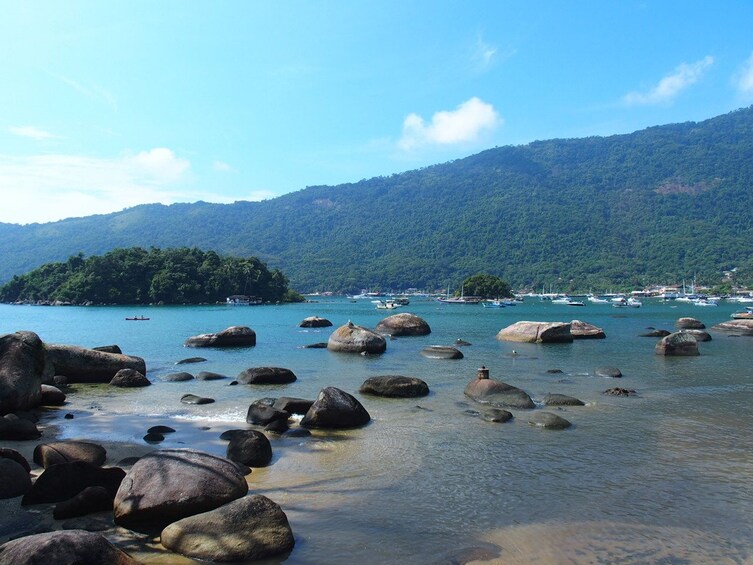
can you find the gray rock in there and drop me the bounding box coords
[603,387,637,396]
[299,316,333,328]
[359,375,430,398]
[196,371,227,381]
[420,345,464,359]
[300,387,371,429]
[53,486,113,519]
[543,393,585,406]
[480,408,513,423]
[680,329,712,342]
[712,319,753,334]
[184,326,256,348]
[570,320,606,339]
[676,317,705,329]
[272,397,314,415]
[237,367,297,385]
[0,458,32,499]
[113,448,248,534]
[161,495,294,562]
[0,331,45,415]
[39,384,66,406]
[93,345,122,354]
[246,401,290,426]
[226,430,273,467]
[304,342,328,349]
[327,321,386,354]
[655,332,700,356]
[639,329,671,337]
[176,357,207,364]
[181,394,215,405]
[163,371,194,382]
[33,440,107,468]
[595,366,622,378]
[0,530,139,565]
[22,461,125,505]
[528,412,572,430]
[44,344,146,384]
[497,321,573,343]
[375,313,431,336]
[109,368,151,388]
[464,377,535,409]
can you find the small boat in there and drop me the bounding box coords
[482,300,506,308]
[125,316,150,321]
[226,295,262,305]
[375,300,398,309]
[731,311,753,319]
[587,295,610,304]
[613,297,642,308]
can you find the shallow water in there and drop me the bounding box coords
[2,298,753,563]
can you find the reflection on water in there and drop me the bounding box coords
[3,299,753,563]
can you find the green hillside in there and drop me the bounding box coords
[2,106,753,293]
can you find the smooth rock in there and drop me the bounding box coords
[299,316,333,328]
[676,317,705,329]
[420,345,464,359]
[528,412,572,430]
[0,458,32,499]
[163,371,194,382]
[594,366,622,378]
[543,393,585,406]
[570,320,606,339]
[246,402,290,426]
[639,329,671,338]
[196,371,227,381]
[33,440,107,468]
[44,344,146,384]
[359,375,430,398]
[176,357,207,364]
[226,430,273,467]
[93,345,122,354]
[300,387,371,429]
[480,408,513,423]
[0,415,41,440]
[0,447,31,472]
[38,384,66,406]
[375,313,431,336]
[272,397,314,415]
[655,332,700,356]
[184,326,256,348]
[110,368,151,388]
[0,331,45,415]
[497,321,573,343]
[464,378,535,409]
[22,461,125,505]
[680,329,712,342]
[327,321,386,354]
[53,486,113,519]
[0,530,139,565]
[237,367,297,385]
[181,394,215,405]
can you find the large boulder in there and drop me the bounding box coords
[110,368,151,387]
[53,485,113,519]
[359,375,430,398]
[299,316,333,328]
[374,313,431,336]
[676,317,705,329]
[464,377,535,409]
[113,448,248,533]
[0,447,31,472]
[680,329,712,342]
[0,331,45,415]
[569,320,606,339]
[44,344,146,384]
[0,530,139,565]
[0,458,32,499]
[38,384,66,406]
[184,326,256,348]
[246,401,290,426]
[33,440,107,468]
[496,321,573,343]
[226,430,273,467]
[327,322,386,354]
[0,415,41,440]
[161,495,294,562]
[300,387,371,429]
[713,319,753,334]
[273,397,314,415]
[22,461,125,505]
[655,331,700,356]
[237,367,297,385]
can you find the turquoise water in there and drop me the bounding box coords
[3,298,753,563]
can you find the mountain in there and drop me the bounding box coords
[2,106,753,293]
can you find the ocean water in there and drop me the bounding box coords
[2,298,753,564]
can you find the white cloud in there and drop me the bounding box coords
[736,52,753,99]
[0,148,200,224]
[213,160,233,172]
[8,126,60,141]
[473,35,498,70]
[399,97,501,151]
[623,56,714,106]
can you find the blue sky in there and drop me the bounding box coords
[1,0,752,224]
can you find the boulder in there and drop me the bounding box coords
[327,321,386,354]
[464,378,535,409]
[300,387,371,429]
[640,329,671,337]
[109,368,151,388]
[181,394,215,405]
[420,345,464,359]
[226,430,273,467]
[299,316,333,328]
[53,485,113,519]
[0,447,31,472]
[272,397,314,415]
[374,313,431,336]
[176,357,207,364]
[528,412,572,430]
[0,415,41,440]
[595,366,622,378]
[496,321,573,343]
[676,317,705,329]
[22,461,125,505]
[246,401,290,426]
[0,530,139,565]
[680,329,712,342]
[712,319,753,334]
[148,425,176,434]
[0,458,32,499]
[480,408,513,423]
[264,419,290,434]
[33,440,107,468]
[237,367,297,385]
[0,331,45,415]
[655,332,700,356]
[304,342,328,349]
[161,495,294,562]
[359,375,430,398]
[113,448,248,534]
[543,393,585,406]
[569,320,606,339]
[44,344,146,384]
[38,384,66,406]
[184,326,256,348]
[163,371,194,382]
[196,371,228,381]
[603,387,637,396]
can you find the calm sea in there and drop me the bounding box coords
[2,298,753,564]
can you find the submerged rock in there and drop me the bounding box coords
[180,394,215,405]
[594,366,622,378]
[464,377,535,409]
[420,345,464,359]
[543,393,585,406]
[528,412,572,430]
[163,372,194,382]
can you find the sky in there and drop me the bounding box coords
[1,0,753,225]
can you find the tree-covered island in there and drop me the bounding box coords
[0,247,304,305]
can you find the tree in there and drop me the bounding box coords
[461,274,512,298]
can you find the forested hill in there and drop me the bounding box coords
[2,106,753,293]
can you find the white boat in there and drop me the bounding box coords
[226,295,262,305]
[375,300,398,309]
[482,300,505,308]
[693,298,718,307]
[613,297,642,308]
[588,294,610,304]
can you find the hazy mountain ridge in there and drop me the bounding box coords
[2,106,753,292]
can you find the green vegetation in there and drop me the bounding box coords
[460,274,513,299]
[2,106,753,292]
[0,247,304,305]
